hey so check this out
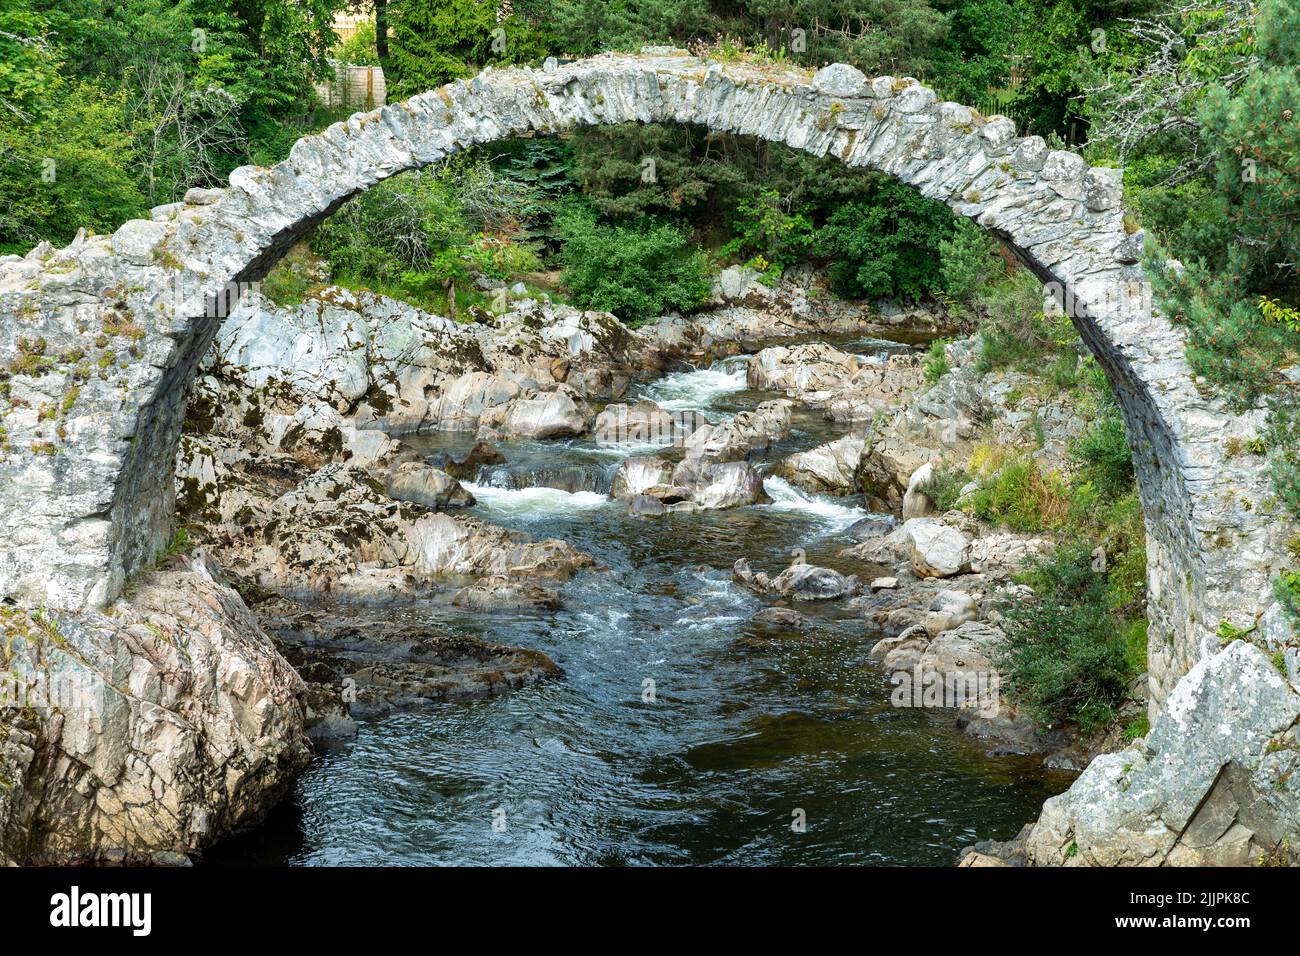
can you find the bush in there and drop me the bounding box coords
[938,219,999,304]
[967,456,1068,533]
[260,244,324,306]
[0,81,146,253]
[997,545,1134,734]
[719,187,814,279]
[919,463,969,511]
[309,156,538,313]
[1071,401,1135,501]
[554,203,712,326]
[974,271,1076,374]
[923,339,950,384]
[815,178,966,301]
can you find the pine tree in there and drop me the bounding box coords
[385,0,495,99]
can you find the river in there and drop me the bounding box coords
[211,337,1071,866]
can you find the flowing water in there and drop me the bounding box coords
[214,336,1071,866]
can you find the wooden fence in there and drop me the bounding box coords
[314,60,387,110]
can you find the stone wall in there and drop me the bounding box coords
[0,49,1291,715]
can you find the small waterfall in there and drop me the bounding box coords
[638,358,748,412]
[762,476,869,530]
[472,462,617,495]
[460,481,609,516]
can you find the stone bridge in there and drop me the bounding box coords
[0,49,1289,715]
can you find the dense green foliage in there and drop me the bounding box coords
[996,545,1135,734]
[553,203,712,326]
[305,155,540,314]
[1071,400,1135,501]
[816,179,969,300]
[1090,0,1300,614]
[0,0,342,253]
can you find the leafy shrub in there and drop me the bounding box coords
[719,187,814,280]
[919,463,969,512]
[815,178,966,301]
[923,339,950,384]
[554,203,712,326]
[974,271,1076,374]
[1071,401,1135,501]
[1046,352,1079,392]
[260,246,322,306]
[310,156,537,312]
[0,80,146,253]
[333,19,380,66]
[967,456,1068,533]
[1149,249,1298,410]
[997,545,1133,734]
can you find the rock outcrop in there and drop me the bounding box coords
[1016,643,1300,866]
[0,555,311,865]
[747,342,923,418]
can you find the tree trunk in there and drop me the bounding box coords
[374,0,389,64]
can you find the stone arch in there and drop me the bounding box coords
[0,50,1290,709]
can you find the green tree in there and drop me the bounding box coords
[554,202,712,326]
[386,0,494,98]
[815,177,965,300]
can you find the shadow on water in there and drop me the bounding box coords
[209,341,1072,866]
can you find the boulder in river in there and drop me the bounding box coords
[750,606,818,629]
[682,400,792,462]
[774,432,867,495]
[676,459,771,509]
[923,589,979,636]
[491,390,592,439]
[734,558,857,602]
[435,439,505,481]
[452,577,563,611]
[261,599,562,727]
[904,518,971,578]
[770,563,859,601]
[385,461,475,510]
[610,456,675,499]
[594,399,690,447]
[429,371,522,431]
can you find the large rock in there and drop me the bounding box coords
[682,400,792,463]
[0,556,311,864]
[430,371,522,431]
[610,456,675,499]
[774,433,866,495]
[403,512,595,581]
[385,461,474,509]
[904,518,971,578]
[747,342,865,399]
[492,390,592,439]
[746,343,923,419]
[1023,643,1300,866]
[902,462,935,520]
[593,399,683,447]
[671,459,770,509]
[769,563,859,601]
